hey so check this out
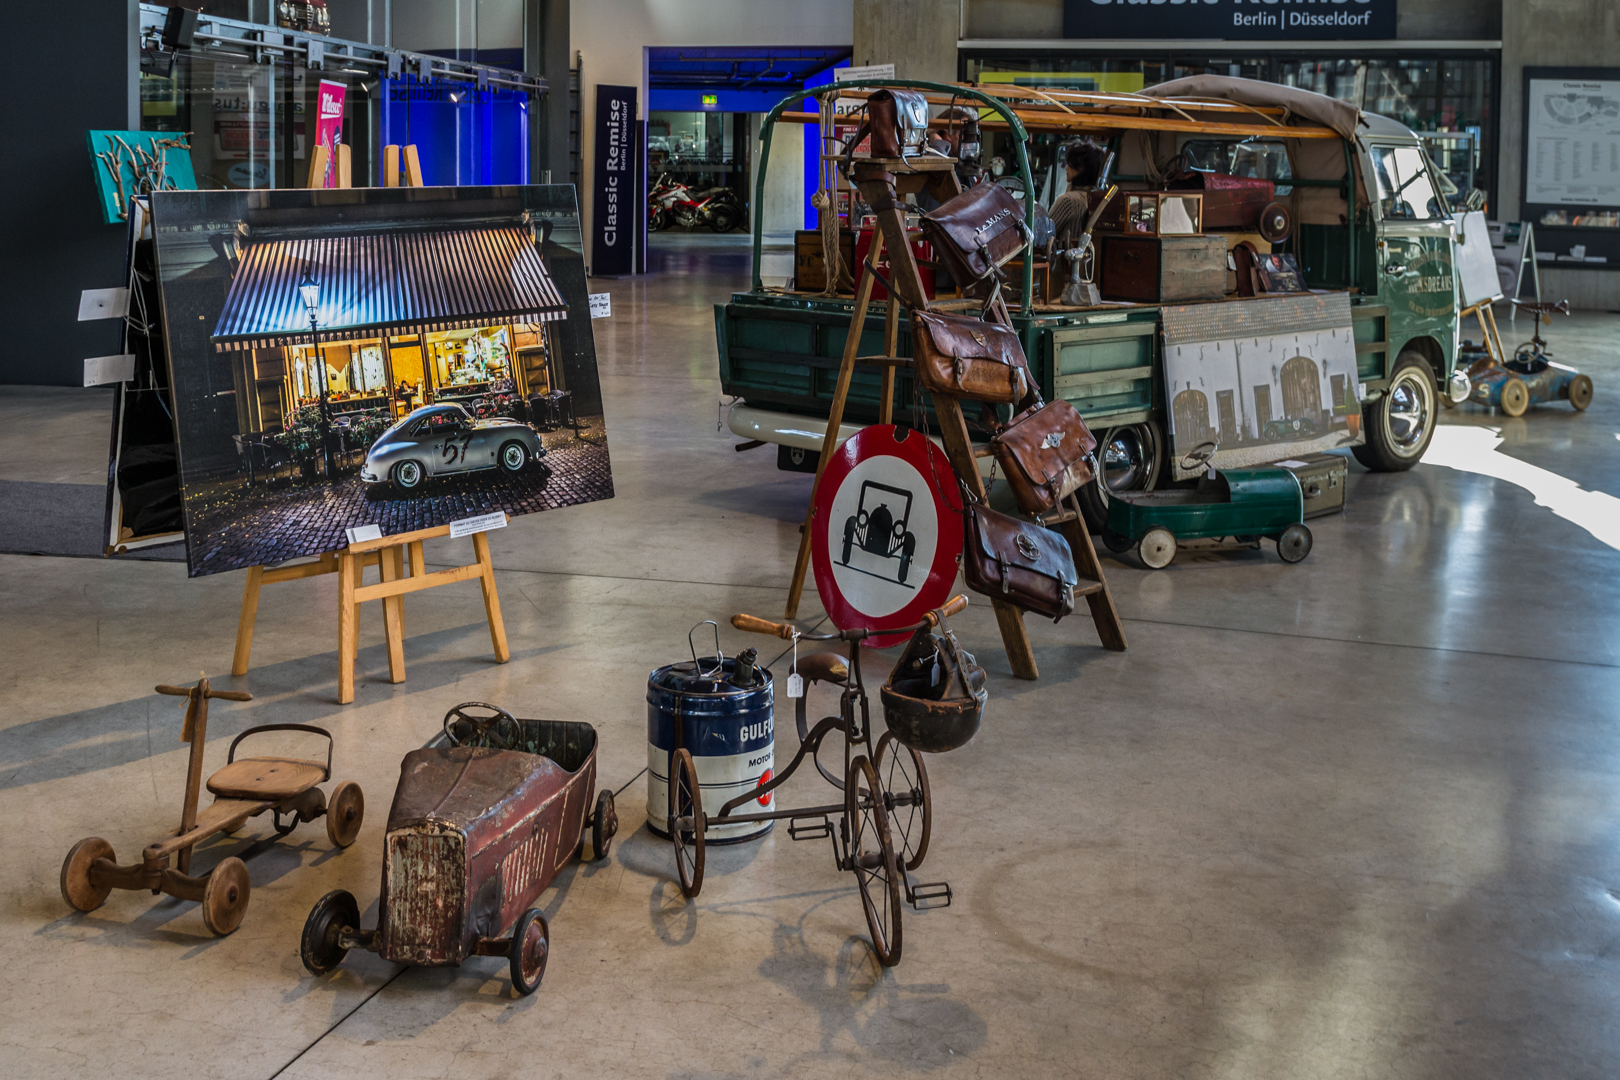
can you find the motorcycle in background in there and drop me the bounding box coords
[648,172,744,233]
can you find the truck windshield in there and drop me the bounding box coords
[1370,145,1446,221]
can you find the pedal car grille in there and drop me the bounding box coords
[383,829,466,965]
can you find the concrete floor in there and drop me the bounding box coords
[3,236,1619,1079]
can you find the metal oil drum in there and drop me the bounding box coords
[647,625,775,844]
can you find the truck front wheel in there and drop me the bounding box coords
[1353,351,1437,472]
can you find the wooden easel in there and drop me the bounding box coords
[232,522,509,704]
[784,160,1126,679]
[1460,299,1510,367]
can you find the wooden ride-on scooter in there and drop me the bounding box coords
[59,677,365,936]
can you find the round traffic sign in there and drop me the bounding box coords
[810,425,963,648]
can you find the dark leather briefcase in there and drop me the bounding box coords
[920,181,1032,288]
[910,311,1033,405]
[963,503,1077,622]
[991,399,1098,514]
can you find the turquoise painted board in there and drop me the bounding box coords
[87,130,198,224]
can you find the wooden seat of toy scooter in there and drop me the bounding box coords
[207,757,327,800]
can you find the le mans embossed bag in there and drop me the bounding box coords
[990,399,1099,514]
[910,310,1032,404]
[962,501,1078,622]
[920,181,1033,287]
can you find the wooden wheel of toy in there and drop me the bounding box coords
[1139,527,1177,569]
[669,748,706,897]
[846,755,903,967]
[202,857,252,936]
[300,889,359,975]
[1276,523,1313,564]
[326,780,365,848]
[873,731,931,872]
[591,788,618,862]
[1569,374,1594,411]
[508,908,550,996]
[60,837,114,912]
[1500,377,1530,417]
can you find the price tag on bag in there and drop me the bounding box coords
[786,629,804,698]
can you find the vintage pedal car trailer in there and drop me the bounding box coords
[718,76,1466,523]
[301,704,616,996]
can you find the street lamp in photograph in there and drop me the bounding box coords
[299,263,335,478]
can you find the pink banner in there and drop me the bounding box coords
[315,79,346,187]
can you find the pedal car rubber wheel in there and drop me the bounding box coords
[1276,523,1313,564]
[1500,377,1530,417]
[392,460,424,490]
[61,837,115,912]
[1569,374,1594,411]
[509,908,550,996]
[202,857,252,936]
[669,748,706,897]
[847,755,903,967]
[591,788,618,862]
[326,781,365,848]
[873,732,931,873]
[1101,529,1132,554]
[301,889,359,975]
[498,441,528,473]
[1139,527,1177,569]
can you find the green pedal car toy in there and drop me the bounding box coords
[1100,443,1313,569]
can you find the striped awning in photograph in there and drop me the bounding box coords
[211,225,569,351]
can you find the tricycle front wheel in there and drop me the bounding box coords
[847,755,903,967]
[669,748,706,897]
[301,889,359,975]
[1276,523,1313,564]
[509,908,550,996]
[1138,527,1177,569]
[61,837,115,912]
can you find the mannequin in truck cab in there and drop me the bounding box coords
[1050,142,1110,247]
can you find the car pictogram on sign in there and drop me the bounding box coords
[840,480,918,585]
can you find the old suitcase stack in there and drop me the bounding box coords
[1276,452,1348,519]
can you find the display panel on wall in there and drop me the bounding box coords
[146,185,614,577]
[1063,0,1396,41]
[1521,67,1620,271]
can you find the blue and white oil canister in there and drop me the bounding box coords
[647,622,775,843]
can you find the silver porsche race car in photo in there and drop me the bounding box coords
[361,403,546,491]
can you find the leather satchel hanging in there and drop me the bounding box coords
[864,89,932,160]
[962,501,1078,622]
[920,181,1032,287]
[911,310,1033,405]
[991,399,1099,514]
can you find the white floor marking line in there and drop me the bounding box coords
[1424,425,1620,551]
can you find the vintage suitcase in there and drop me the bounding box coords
[1275,452,1347,519]
[1166,172,1275,230]
[1099,234,1225,303]
[794,229,855,292]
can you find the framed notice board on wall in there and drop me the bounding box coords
[1521,66,1620,271]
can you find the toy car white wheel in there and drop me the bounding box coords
[498,440,528,473]
[1569,374,1594,411]
[1138,527,1176,569]
[1276,523,1313,564]
[392,460,424,490]
[1500,377,1530,418]
[508,908,549,996]
[301,889,359,975]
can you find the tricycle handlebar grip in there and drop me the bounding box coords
[730,614,796,639]
[929,595,969,623]
[207,690,254,702]
[155,685,193,697]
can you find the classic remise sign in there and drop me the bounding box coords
[810,426,963,648]
[591,84,637,276]
[1064,0,1396,40]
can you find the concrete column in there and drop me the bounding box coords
[853,0,961,83]
[527,0,572,185]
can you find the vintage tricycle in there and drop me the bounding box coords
[666,597,974,968]
[1102,444,1312,568]
[60,678,365,936]
[1463,299,1594,417]
[301,703,617,996]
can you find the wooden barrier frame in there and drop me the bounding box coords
[232,523,509,704]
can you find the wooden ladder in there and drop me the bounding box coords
[783,169,1126,678]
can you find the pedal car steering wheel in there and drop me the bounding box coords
[1179,441,1217,473]
[443,702,521,750]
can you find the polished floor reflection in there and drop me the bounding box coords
[1,234,1617,1080]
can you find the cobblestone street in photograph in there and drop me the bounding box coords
[183,430,613,574]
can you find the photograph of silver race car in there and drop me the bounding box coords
[361,404,546,492]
